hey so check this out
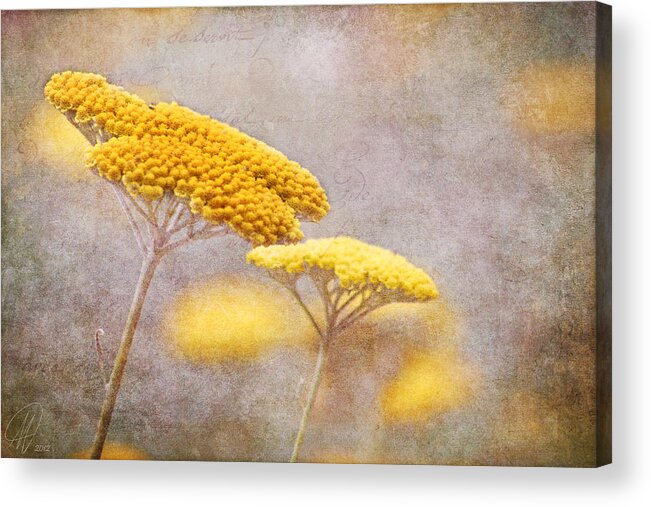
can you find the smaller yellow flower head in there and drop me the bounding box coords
[247,237,439,301]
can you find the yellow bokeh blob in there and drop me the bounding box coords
[166,277,317,362]
[381,348,476,424]
[71,442,149,460]
[507,60,595,134]
[25,103,91,177]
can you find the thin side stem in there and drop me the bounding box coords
[310,271,333,329]
[289,287,325,341]
[94,329,109,389]
[168,214,196,236]
[112,185,147,254]
[161,199,181,230]
[290,340,327,463]
[123,191,157,226]
[89,252,161,459]
[287,280,392,462]
[286,274,334,462]
[331,287,344,312]
[144,201,157,226]
[334,288,363,317]
[332,300,388,336]
[159,225,227,255]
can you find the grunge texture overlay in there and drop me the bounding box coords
[1,3,609,466]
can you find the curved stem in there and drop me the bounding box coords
[289,287,325,340]
[291,340,327,463]
[158,225,227,256]
[332,304,377,335]
[112,185,147,255]
[123,190,157,226]
[286,274,334,462]
[89,252,161,459]
[94,329,109,389]
[334,288,363,318]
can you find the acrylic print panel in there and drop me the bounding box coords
[1,2,611,466]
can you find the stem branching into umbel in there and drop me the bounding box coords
[90,183,227,459]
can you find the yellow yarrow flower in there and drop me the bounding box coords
[248,238,439,462]
[247,237,439,301]
[44,71,329,245]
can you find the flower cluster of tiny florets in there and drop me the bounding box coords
[44,71,329,245]
[247,237,439,300]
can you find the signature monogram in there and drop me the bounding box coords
[4,403,44,454]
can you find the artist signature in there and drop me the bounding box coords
[4,403,44,454]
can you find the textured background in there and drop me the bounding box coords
[2,3,598,466]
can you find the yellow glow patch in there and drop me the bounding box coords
[507,61,595,134]
[25,103,91,177]
[71,442,149,460]
[166,277,317,362]
[381,348,476,424]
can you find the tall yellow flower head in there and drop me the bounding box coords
[44,71,329,245]
[247,237,438,301]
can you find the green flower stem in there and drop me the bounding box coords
[90,251,162,459]
[291,339,327,463]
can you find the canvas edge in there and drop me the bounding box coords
[595,0,612,468]
[0,2,615,468]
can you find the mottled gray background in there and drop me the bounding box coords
[2,3,598,465]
